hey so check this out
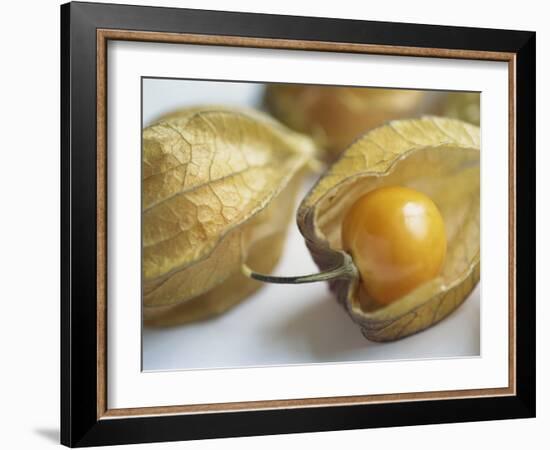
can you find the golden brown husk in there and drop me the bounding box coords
[142,106,314,326]
[264,85,444,160]
[297,117,480,341]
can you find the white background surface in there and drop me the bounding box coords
[0,0,547,449]
[142,79,481,371]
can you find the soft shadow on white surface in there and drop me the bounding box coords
[33,428,59,444]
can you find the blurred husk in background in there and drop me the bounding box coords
[440,92,480,126]
[264,84,480,161]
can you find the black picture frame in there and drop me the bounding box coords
[61,1,535,447]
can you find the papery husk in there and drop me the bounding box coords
[143,106,314,326]
[297,117,480,341]
[264,85,443,161]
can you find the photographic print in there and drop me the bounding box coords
[141,79,481,371]
[61,2,535,446]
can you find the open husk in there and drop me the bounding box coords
[143,106,314,326]
[297,117,480,341]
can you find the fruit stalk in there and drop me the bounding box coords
[242,252,357,284]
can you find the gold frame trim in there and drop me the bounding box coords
[96,29,517,420]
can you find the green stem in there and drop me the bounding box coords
[242,252,357,284]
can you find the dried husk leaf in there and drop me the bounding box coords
[143,106,314,325]
[297,117,480,341]
[264,85,443,160]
